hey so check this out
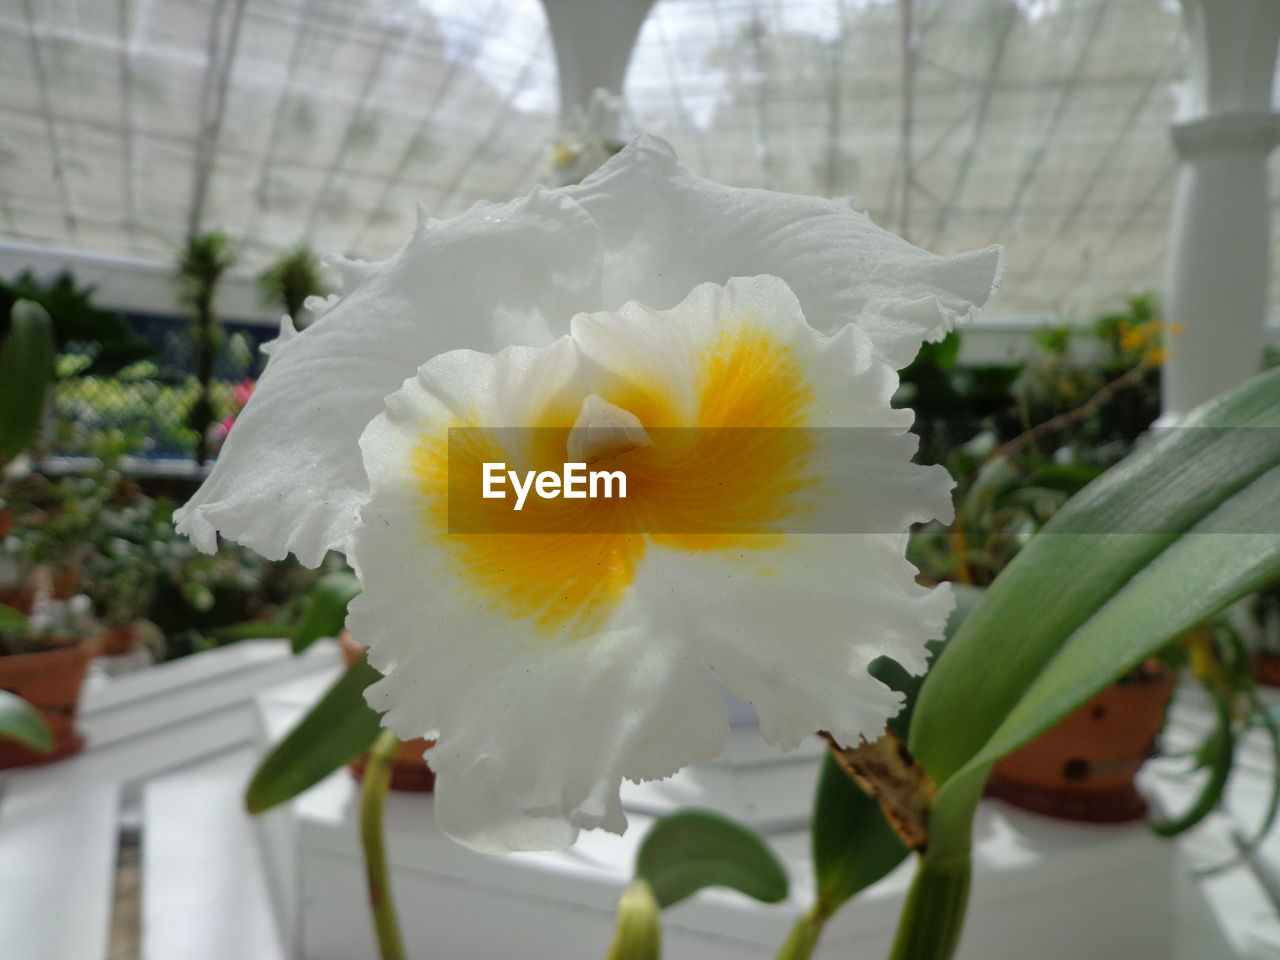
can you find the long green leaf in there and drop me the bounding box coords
[912,365,1280,785]
[0,300,55,463]
[634,810,788,909]
[894,367,1280,960]
[0,690,54,752]
[293,572,361,653]
[245,656,383,813]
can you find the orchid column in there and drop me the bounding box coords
[541,0,655,184]
[1159,0,1280,424]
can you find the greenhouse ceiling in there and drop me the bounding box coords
[1,0,1277,319]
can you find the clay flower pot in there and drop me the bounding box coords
[1253,653,1280,688]
[0,641,91,769]
[338,631,436,792]
[48,566,82,601]
[97,623,140,657]
[985,662,1175,822]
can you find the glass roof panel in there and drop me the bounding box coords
[0,0,1276,320]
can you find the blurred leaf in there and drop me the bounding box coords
[0,603,28,634]
[246,656,382,813]
[635,810,787,909]
[0,300,55,463]
[293,572,361,653]
[0,691,53,752]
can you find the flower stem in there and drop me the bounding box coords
[885,853,971,960]
[361,729,407,960]
[773,903,829,960]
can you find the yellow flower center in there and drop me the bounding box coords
[413,320,817,639]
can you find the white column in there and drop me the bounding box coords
[541,0,655,132]
[1159,0,1280,424]
[540,0,656,183]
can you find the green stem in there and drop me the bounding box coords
[885,853,972,960]
[774,903,829,960]
[361,729,407,960]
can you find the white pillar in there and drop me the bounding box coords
[1160,0,1280,424]
[540,0,655,183]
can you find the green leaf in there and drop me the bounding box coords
[895,367,1280,960]
[0,690,54,752]
[810,586,984,914]
[635,810,788,909]
[293,571,361,653]
[810,753,907,913]
[912,365,1280,787]
[0,603,29,634]
[0,300,55,463]
[245,655,383,813]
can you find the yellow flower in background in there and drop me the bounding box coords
[176,137,1002,853]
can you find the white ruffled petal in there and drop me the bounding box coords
[349,348,728,852]
[649,537,953,752]
[175,189,603,565]
[566,136,1003,368]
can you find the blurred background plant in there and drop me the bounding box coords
[258,245,329,328]
[175,232,237,465]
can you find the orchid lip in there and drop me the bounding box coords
[567,393,651,465]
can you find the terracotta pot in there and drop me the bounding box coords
[338,631,436,792]
[0,641,90,769]
[0,586,36,616]
[1254,654,1280,688]
[97,623,139,657]
[0,509,13,539]
[985,665,1175,822]
[49,566,81,601]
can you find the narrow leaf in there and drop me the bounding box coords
[0,690,54,752]
[635,810,788,909]
[293,572,361,653]
[0,300,55,463]
[912,366,1280,786]
[246,656,383,813]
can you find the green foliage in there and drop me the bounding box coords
[0,690,53,752]
[0,300,55,465]
[176,232,237,313]
[292,571,361,653]
[245,655,383,813]
[633,810,788,909]
[806,587,981,935]
[896,366,1280,960]
[0,604,27,634]
[176,232,237,465]
[258,245,328,325]
[0,271,152,376]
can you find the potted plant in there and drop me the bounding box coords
[83,530,158,656]
[0,595,95,768]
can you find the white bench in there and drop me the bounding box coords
[1,641,1276,960]
[0,639,341,960]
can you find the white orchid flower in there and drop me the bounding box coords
[176,136,1002,854]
